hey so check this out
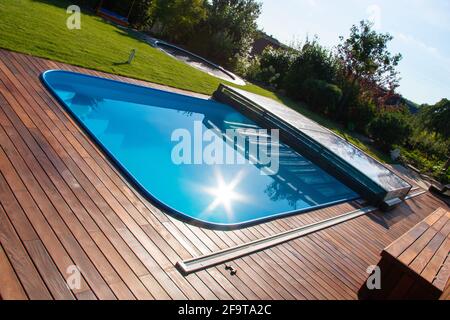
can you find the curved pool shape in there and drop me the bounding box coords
[42,70,359,228]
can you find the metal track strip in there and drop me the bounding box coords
[176,190,427,274]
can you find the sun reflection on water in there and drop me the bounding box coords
[203,170,247,217]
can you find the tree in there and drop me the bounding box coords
[149,0,207,43]
[206,0,261,47]
[419,98,450,171]
[420,99,450,140]
[191,0,262,67]
[128,0,153,29]
[337,20,402,107]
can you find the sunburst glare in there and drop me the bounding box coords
[203,170,248,217]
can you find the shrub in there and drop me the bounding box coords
[149,0,207,43]
[283,40,338,100]
[234,55,261,79]
[407,128,449,159]
[301,79,342,115]
[187,0,261,68]
[334,72,361,121]
[208,30,236,66]
[255,47,297,88]
[368,112,412,150]
[346,96,377,133]
[400,148,450,184]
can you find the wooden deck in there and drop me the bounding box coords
[0,49,448,300]
[359,208,450,299]
[383,208,449,294]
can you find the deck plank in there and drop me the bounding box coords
[0,238,28,300]
[0,203,52,299]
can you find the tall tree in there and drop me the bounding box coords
[128,0,153,28]
[337,20,402,107]
[198,0,262,67]
[149,0,207,43]
[206,0,261,46]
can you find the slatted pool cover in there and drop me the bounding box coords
[214,85,412,205]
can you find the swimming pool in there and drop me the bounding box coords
[42,70,358,228]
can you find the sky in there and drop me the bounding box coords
[257,0,450,105]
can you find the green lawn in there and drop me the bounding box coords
[0,0,274,97]
[0,0,391,163]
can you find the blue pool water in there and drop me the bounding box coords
[42,70,358,228]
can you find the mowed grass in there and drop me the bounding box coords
[0,0,391,163]
[0,0,272,96]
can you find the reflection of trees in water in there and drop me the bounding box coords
[69,94,104,120]
[262,148,350,209]
[264,180,302,208]
[70,93,103,109]
[262,144,320,208]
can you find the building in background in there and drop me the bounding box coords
[250,31,288,56]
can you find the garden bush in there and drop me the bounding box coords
[128,0,153,29]
[255,47,297,88]
[400,148,450,184]
[368,112,412,150]
[407,128,449,160]
[283,40,338,100]
[301,79,342,115]
[149,0,207,43]
[187,0,261,68]
[234,55,261,80]
[346,96,377,133]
